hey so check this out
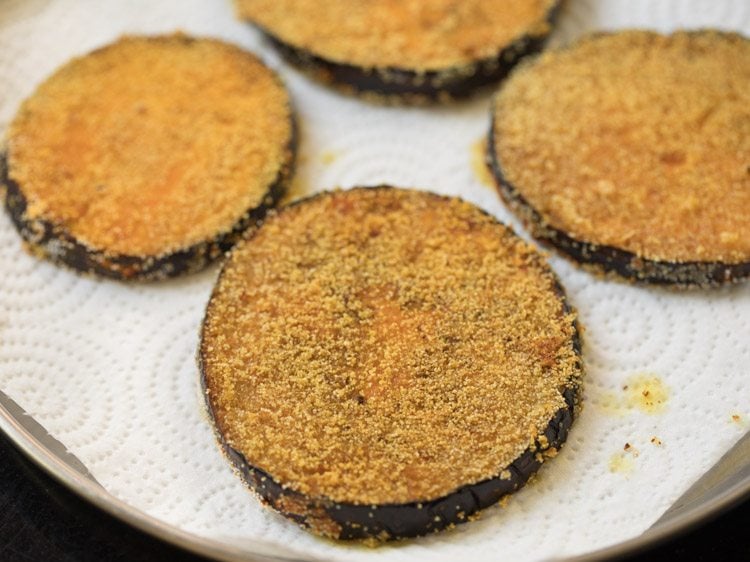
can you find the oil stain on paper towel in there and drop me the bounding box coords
[320,150,339,165]
[624,374,669,414]
[597,373,669,416]
[471,138,495,188]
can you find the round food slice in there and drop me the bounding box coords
[2,33,295,281]
[200,186,582,541]
[234,0,560,102]
[489,30,750,287]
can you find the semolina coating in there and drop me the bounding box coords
[6,33,293,258]
[235,0,556,71]
[492,30,750,264]
[201,187,581,506]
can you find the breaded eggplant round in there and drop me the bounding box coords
[235,0,560,103]
[2,33,295,281]
[200,186,582,541]
[489,30,750,287]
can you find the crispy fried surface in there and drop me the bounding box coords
[492,30,750,264]
[7,34,292,257]
[201,188,580,505]
[236,0,555,70]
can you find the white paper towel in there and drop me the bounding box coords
[0,1,748,560]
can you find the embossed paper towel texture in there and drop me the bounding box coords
[0,1,748,560]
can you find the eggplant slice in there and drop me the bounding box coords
[488,30,750,288]
[234,0,560,102]
[200,186,583,541]
[2,33,295,281]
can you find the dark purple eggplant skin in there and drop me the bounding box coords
[199,185,583,541]
[248,2,560,102]
[215,385,579,541]
[486,115,750,288]
[0,121,296,282]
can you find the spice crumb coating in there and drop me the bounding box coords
[201,187,581,509]
[492,30,750,266]
[6,33,293,261]
[235,0,556,71]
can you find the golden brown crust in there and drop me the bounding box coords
[6,33,293,261]
[201,187,581,506]
[235,0,556,71]
[491,30,750,265]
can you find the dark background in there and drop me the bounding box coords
[0,431,748,562]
